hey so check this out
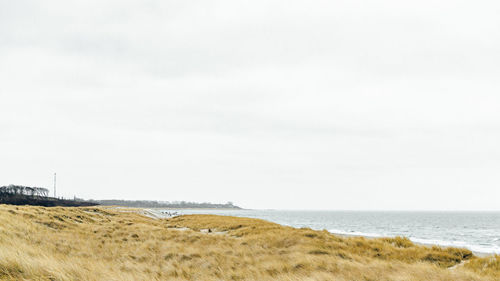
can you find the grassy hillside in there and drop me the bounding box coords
[0,205,498,280]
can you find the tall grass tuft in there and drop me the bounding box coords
[0,205,497,280]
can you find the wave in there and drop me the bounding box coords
[409,237,500,255]
[328,229,387,238]
[328,229,500,255]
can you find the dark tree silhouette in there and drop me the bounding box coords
[0,185,49,197]
[0,184,96,207]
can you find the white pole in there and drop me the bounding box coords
[54,173,57,198]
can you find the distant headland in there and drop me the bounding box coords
[88,199,242,209]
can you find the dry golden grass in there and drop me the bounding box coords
[0,205,498,281]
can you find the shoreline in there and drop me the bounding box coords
[330,232,494,258]
[142,208,497,258]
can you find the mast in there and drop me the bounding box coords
[54,173,57,198]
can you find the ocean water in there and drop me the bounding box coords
[167,209,500,255]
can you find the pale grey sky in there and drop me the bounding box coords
[1,0,499,210]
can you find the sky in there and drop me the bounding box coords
[1,0,499,210]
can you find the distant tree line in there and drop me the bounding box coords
[0,185,49,197]
[0,184,97,207]
[0,184,238,209]
[89,199,241,209]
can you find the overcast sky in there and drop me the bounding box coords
[1,0,499,210]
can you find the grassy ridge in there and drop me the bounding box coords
[0,205,498,280]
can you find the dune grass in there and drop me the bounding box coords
[0,205,498,280]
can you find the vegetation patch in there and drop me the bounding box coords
[0,205,497,281]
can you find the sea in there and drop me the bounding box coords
[166,209,500,255]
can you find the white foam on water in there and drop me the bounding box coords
[329,229,500,254]
[329,229,386,238]
[408,237,500,255]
